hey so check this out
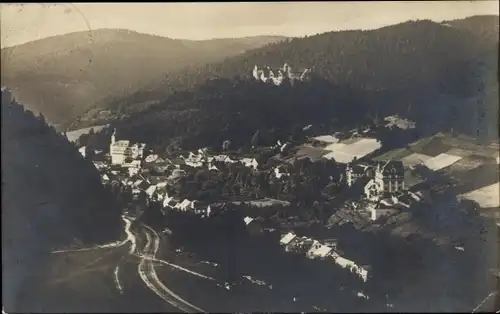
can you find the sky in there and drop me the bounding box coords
[1,2,498,48]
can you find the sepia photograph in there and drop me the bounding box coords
[1,2,499,313]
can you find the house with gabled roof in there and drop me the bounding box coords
[241,158,259,170]
[280,232,297,246]
[374,160,405,194]
[306,243,333,260]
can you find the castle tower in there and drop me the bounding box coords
[111,128,116,145]
[260,71,267,82]
[252,65,259,80]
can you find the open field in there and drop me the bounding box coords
[66,124,109,142]
[322,138,381,164]
[373,148,412,162]
[401,153,433,167]
[424,153,463,171]
[375,133,498,167]
[459,182,500,209]
[293,145,329,162]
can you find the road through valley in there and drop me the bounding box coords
[50,215,207,313]
[136,224,206,313]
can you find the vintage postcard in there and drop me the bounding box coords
[2,2,499,313]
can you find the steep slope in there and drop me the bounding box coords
[1,87,122,312]
[79,16,498,129]
[0,29,286,129]
[113,77,372,151]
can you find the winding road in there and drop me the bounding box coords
[136,224,206,313]
[52,215,206,312]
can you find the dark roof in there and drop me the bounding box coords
[351,165,367,175]
[379,160,405,176]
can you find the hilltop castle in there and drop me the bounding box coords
[252,63,311,86]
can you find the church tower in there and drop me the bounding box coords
[111,128,116,145]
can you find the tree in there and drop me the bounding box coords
[38,112,46,124]
[251,129,261,147]
[222,140,231,151]
[290,124,303,142]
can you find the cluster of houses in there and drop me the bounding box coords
[344,159,410,221]
[85,129,303,218]
[279,232,370,282]
[180,148,260,171]
[252,63,311,86]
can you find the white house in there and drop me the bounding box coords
[185,160,204,168]
[78,146,86,158]
[243,216,255,225]
[128,167,140,177]
[93,161,107,170]
[280,232,297,246]
[306,243,333,260]
[241,158,259,170]
[305,240,321,259]
[145,185,157,198]
[330,254,369,282]
[175,199,196,211]
[101,174,110,183]
[183,151,206,163]
[210,155,238,164]
[208,164,219,171]
[274,166,289,179]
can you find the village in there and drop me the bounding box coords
[75,123,500,285]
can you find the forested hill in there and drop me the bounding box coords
[2,87,124,312]
[2,86,124,310]
[83,15,498,125]
[1,29,286,129]
[442,15,499,44]
[2,88,122,247]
